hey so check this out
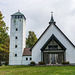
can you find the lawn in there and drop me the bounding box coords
[0,66,75,75]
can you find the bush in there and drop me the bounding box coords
[0,62,1,66]
[30,61,36,66]
[62,61,69,65]
[38,61,45,65]
[5,61,9,66]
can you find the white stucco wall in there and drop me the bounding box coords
[32,24,75,64]
[9,16,26,65]
[22,56,32,65]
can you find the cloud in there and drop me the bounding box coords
[0,0,75,44]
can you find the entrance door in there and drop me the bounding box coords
[49,54,58,64]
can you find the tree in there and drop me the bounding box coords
[0,11,9,65]
[26,31,37,48]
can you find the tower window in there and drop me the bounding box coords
[15,54,17,57]
[15,36,17,39]
[12,16,15,18]
[21,16,22,18]
[16,28,18,31]
[17,16,19,18]
[15,45,17,48]
[26,58,28,60]
[19,16,21,18]
[30,58,32,60]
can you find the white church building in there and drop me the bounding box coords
[9,11,75,65]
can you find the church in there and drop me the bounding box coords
[9,11,75,65]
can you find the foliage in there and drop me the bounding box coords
[38,61,45,65]
[62,61,69,65]
[30,61,36,66]
[0,11,9,64]
[26,31,37,48]
[0,62,1,66]
[5,61,9,66]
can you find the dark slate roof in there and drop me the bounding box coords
[23,48,31,56]
[11,11,26,19]
[30,21,75,51]
[41,34,66,51]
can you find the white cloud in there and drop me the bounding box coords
[0,0,75,44]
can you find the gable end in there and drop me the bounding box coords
[41,34,66,51]
[30,23,75,51]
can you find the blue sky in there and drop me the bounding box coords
[0,0,75,44]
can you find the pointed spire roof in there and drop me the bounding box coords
[50,12,54,22]
[49,12,56,25]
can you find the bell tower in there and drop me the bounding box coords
[9,11,26,65]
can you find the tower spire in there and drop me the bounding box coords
[49,11,56,25]
[50,12,54,22]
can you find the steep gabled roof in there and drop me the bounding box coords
[30,23,75,51]
[41,34,66,51]
[30,14,75,51]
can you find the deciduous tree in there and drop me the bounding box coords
[0,11,9,65]
[26,31,37,48]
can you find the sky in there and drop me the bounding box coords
[0,0,75,44]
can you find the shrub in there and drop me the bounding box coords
[62,61,69,65]
[0,62,1,66]
[5,61,9,66]
[38,61,45,65]
[30,61,35,66]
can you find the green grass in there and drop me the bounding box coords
[0,66,75,75]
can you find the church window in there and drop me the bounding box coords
[16,28,18,31]
[18,16,19,18]
[48,45,53,49]
[19,16,21,18]
[16,16,18,18]
[15,45,17,48]
[15,16,17,18]
[12,16,15,18]
[30,58,32,60]
[15,36,17,39]
[48,45,58,49]
[54,45,58,49]
[15,54,17,57]
[26,58,28,60]
[21,16,23,18]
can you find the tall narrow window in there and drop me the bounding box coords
[15,36,17,39]
[15,54,17,57]
[16,28,18,31]
[15,45,17,48]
